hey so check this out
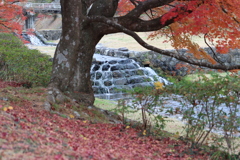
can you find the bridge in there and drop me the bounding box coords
[17,2,61,30]
[17,2,61,13]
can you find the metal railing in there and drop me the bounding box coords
[17,2,61,12]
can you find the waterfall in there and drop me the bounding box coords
[28,34,45,46]
[91,54,171,99]
[21,32,46,46]
[144,67,170,85]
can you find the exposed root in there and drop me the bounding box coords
[44,87,72,111]
[43,87,123,124]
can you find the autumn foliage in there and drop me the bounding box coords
[118,0,240,63]
[0,81,212,159]
[0,0,25,34]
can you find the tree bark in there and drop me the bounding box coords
[48,0,104,106]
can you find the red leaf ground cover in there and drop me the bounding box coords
[0,81,210,159]
[0,80,23,88]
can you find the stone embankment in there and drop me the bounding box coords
[38,30,61,41]
[38,30,240,76]
[95,45,240,76]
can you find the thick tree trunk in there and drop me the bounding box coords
[48,30,101,106]
[47,0,103,106]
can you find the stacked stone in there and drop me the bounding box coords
[95,46,240,76]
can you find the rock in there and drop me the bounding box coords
[56,94,65,103]
[112,71,123,78]
[96,72,102,79]
[43,101,51,111]
[118,47,129,51]
[97,46,240,76]
[104,80,113,86]
[47,94,55,104]
[129,52,136,58]
[48,91,53,95]
[114,79,127,85]
[88,106,92,109]
[142,60,150,66]
[73,111,81,118]
[0,97,8,101]
[102,64,110,71]
[92,64,100,71]
[37,30,61,41]
[121,59,133,64]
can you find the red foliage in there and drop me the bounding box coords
[118,0,146,15]
[0,81,211,159]
[26,28,35,35]
[118,0,240,61]
[156,0,240,54]
[0,80,23,88]
[0,0,25,34]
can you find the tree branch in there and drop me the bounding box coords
[95,0,203,34]
[0,23,12,32]
[125,0,175,18]
[204,33,225,66]
[10,1,21,4]
[86,16,240,70]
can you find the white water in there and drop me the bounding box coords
[144,67,172,85]
[28,35,45,46]
[92,54,171,96]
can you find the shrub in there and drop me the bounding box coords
[165,72,240,156]
[115,84,170,136]
[0,33,52,87]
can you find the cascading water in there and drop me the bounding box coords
[27,34,45,46]
[21,33,45,46]
[91,54,171,99]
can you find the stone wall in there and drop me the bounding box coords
[35,14,62,31]
[95,45,240,76]
[37,30,61,40]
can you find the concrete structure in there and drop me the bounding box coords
[22,2,61,13]
[19,2,61,13]
[18,2,61,29]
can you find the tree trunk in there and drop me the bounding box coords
[47,0,103,106]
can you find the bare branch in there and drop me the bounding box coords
[126,0,175,18]
[129,0,138,7]
[87,16,240,70]
[0,23,12,32]
[204,33,225,66]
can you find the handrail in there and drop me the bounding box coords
[17,2,61,11]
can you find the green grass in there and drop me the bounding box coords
[94,98,185,134]
[182,72,234,82]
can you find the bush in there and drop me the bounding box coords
[165,72,240,156]
[114,84,170,136]
[0,33,52,87]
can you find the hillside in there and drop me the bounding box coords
[0,81,211,159]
